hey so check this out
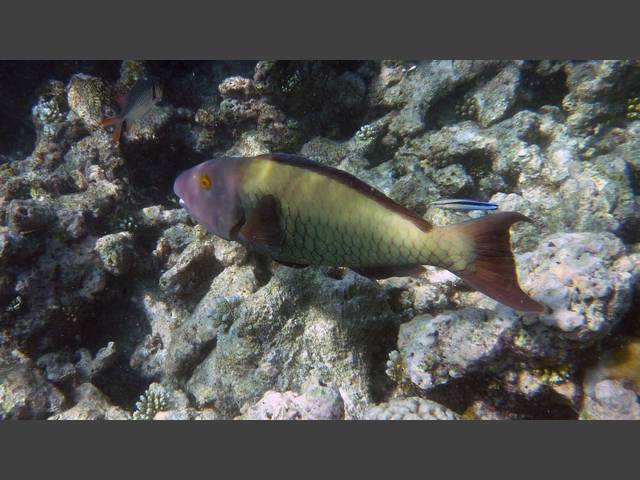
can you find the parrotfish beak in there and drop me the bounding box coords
[173,170,190,207]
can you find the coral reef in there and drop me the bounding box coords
[0,362,65,419]
[0,60,638,420]
[364,397,461,420]
[518,233,638,341]
[132,383,169,420]
[236,375,345,420]
[47,383,130,420]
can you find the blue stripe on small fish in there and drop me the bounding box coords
[430,198,499,211]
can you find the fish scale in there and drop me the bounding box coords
[240,158,463,269]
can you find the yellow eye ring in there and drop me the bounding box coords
[199,174,212,189]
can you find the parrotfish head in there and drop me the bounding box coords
[173,157,245,240]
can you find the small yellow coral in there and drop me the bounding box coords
[602,339,640,389]
[194,224,209,242]
[385,350,406,383]
[455,93,479,120]
[132,384,168,420]
[532,365,572,386]
[0,163,16,181]
[30,186,51,202]
[625,97,640,119]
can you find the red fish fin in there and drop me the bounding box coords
[352,265,426,279]
[100,116,119,127]
[100,117,123,142]
[111,121,123,142]
[451,212,545,313]
[238,195,283,249]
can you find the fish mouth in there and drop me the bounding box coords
[173,170,198,220]
[173,170,189,203]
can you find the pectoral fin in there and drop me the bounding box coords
[238,195,284,249]
[352,265,426,279]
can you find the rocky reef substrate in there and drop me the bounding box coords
[1,60,638,420]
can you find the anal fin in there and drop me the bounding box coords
[112,121,123,142]
[100,117,123,142]
[352,265,426,280]
[275,259,310,269]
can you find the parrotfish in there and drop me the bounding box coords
[430,198,499,211]
[174,153,544,313]
[100,77,162,142]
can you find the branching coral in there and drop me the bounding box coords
[355,124,378,142]
[132,384,169,420]
[625,96,640,120]
[455,93,479,120]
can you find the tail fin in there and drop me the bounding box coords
[450,212,545,313]
[100,117,123,142]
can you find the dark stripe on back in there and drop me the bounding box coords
[257,153,433,233]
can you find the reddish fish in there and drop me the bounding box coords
[100,77,162,142]
[174,153,545,313]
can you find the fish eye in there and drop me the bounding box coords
[199,174,212,190]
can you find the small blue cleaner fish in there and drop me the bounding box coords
[100,77,162,142]
[430,198,499,211]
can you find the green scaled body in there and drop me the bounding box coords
[238,154,471,272]
[173,153,544,312]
